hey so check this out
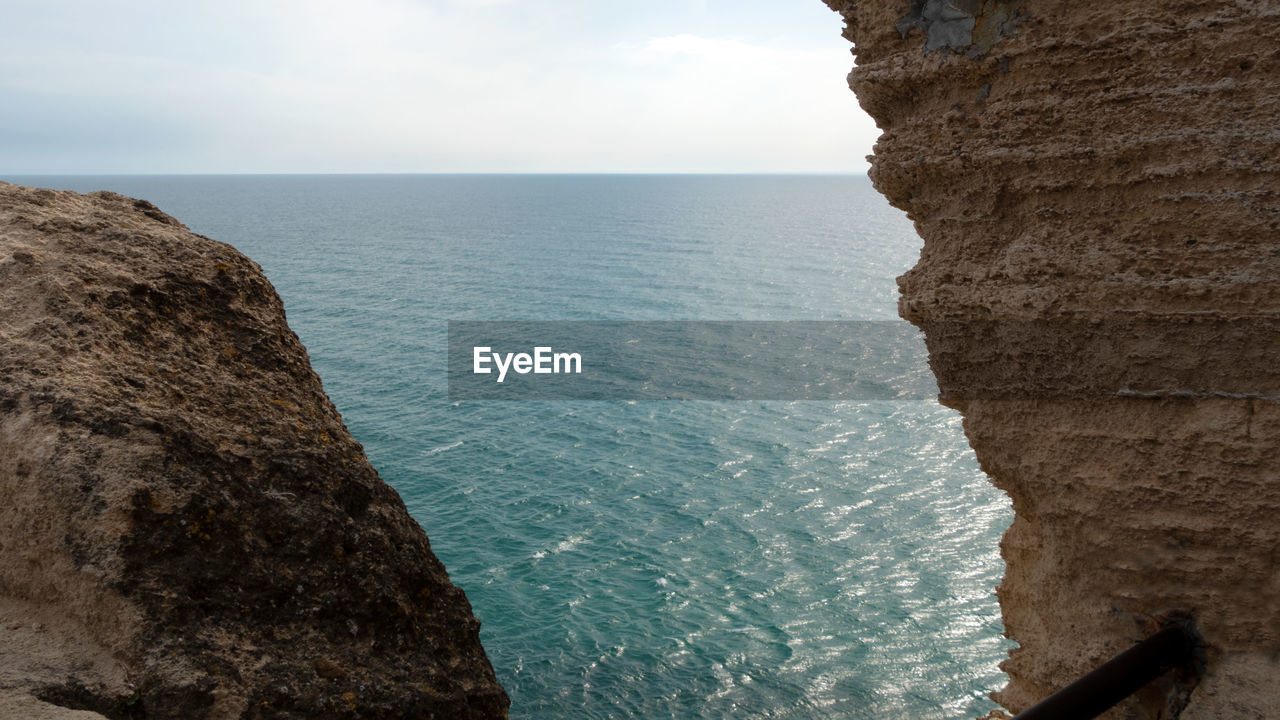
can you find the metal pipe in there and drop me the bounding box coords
[1012,623,1201,720]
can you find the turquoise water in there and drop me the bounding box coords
[16,175,1013,719]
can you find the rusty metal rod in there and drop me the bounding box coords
[1011,623,1200,720]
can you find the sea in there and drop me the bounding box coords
[14,174,1014,719]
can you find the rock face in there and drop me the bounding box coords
[823,1,1279,717]
[0,183,509,719]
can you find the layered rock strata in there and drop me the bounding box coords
[0,183,509,719]
[823,1,1279,717]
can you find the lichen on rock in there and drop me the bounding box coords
[0,183,509,719]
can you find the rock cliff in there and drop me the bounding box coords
[0,183,509,719]
[823,1,1279,717]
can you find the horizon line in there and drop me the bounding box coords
[2,170,869,178]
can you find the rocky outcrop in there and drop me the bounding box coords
[0,183,508,719]
[823,1,1279,717]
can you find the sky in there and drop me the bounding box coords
[0,0,879,174]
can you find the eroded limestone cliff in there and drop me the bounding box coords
[0,183,509,719]
[824,1,1279,717]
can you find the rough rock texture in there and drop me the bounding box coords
[824,1,1279,717]
[0,183,509,719]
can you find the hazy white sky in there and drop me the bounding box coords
[0,0,878,174]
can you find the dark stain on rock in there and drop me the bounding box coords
[896,0,1024,58]
[34,681,146,720]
